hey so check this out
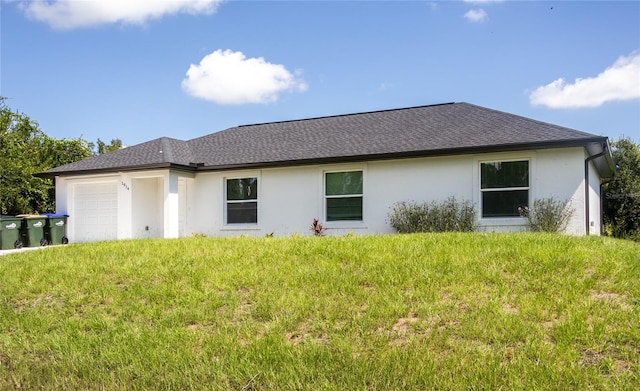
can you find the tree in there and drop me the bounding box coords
[0,98,49,214]
[603,138,640,241]
[39,137,94,211]
[88,138,123,155]
[0,97,117,215]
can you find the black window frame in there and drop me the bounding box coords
[225,177,258,224]
[324,170,364,222]
[480,160,529,218]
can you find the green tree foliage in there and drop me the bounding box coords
[603,138,640,241]
[1,99,49,214]
[88,138,123,156]
[1,98,120,215]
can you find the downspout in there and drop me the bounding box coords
[584,150,606,235]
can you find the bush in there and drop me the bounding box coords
[518,198,574,233]
[388,197,477,233]
[603,138,640,241]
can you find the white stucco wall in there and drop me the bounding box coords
[365,156,474,234]
[587,158,603,235]
[533,148,587,235]
[53,146,602,242]
[132,177,163,239]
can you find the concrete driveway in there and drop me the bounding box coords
[0,246,51,256]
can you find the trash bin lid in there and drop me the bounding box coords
[17,214,46,218]
[40,213,70,217]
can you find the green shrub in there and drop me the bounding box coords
[518,198,574,233]
[388,197,477,233]
[603,138,640,241]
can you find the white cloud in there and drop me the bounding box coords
[463,0,501,22]
[529,52,640,109]
[181,49,308,105]
[464,8,487,22]
[21,0,223,29]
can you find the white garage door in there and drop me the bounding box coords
[72,182,118,242]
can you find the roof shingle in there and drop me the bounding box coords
[40,102,608,177]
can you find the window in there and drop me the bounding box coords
[325,171,363,221]
[480,160,529,218]
[226,177,257,224]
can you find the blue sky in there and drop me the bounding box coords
[2,0,639,146]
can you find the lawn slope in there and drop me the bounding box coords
[0,233,638,390]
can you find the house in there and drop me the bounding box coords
[39,102,615,242]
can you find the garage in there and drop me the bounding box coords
[71,182,118,242]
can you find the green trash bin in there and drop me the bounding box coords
[18,215,48,247]
[0,216,23,250]
[41,214,69,245]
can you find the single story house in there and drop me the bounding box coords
[40,102,615,242]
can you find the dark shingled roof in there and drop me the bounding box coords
[40,137,193,174]
[40,102,613,177]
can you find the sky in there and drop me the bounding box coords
[1,0,639,147]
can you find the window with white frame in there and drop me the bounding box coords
[480,160,529,218]
[226,177,257,224]
[325,171,363,221]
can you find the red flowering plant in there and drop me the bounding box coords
[310,218,325,236]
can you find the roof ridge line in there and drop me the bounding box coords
[236,102,457,128]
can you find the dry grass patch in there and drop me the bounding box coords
[502,303,520,315]
[392,312,419,334]
[286,323,329,346]
[580,348,632,375]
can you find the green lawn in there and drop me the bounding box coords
[0,233,638,390]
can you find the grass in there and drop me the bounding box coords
[0,233,638,390]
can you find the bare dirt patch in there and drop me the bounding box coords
[286,323,329,346]
[286,329,309,346]
[392,312,419,334]
[590,290,632,311]
[580,348,632,375]
[591,291,623,300]
[374,312,418,346]
[502,303,519,315]
[580,349,606,366]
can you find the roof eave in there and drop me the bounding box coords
[37,137,609,177]
[585,139,616,178]
[196,138,609,172]
[36,163,196,178]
